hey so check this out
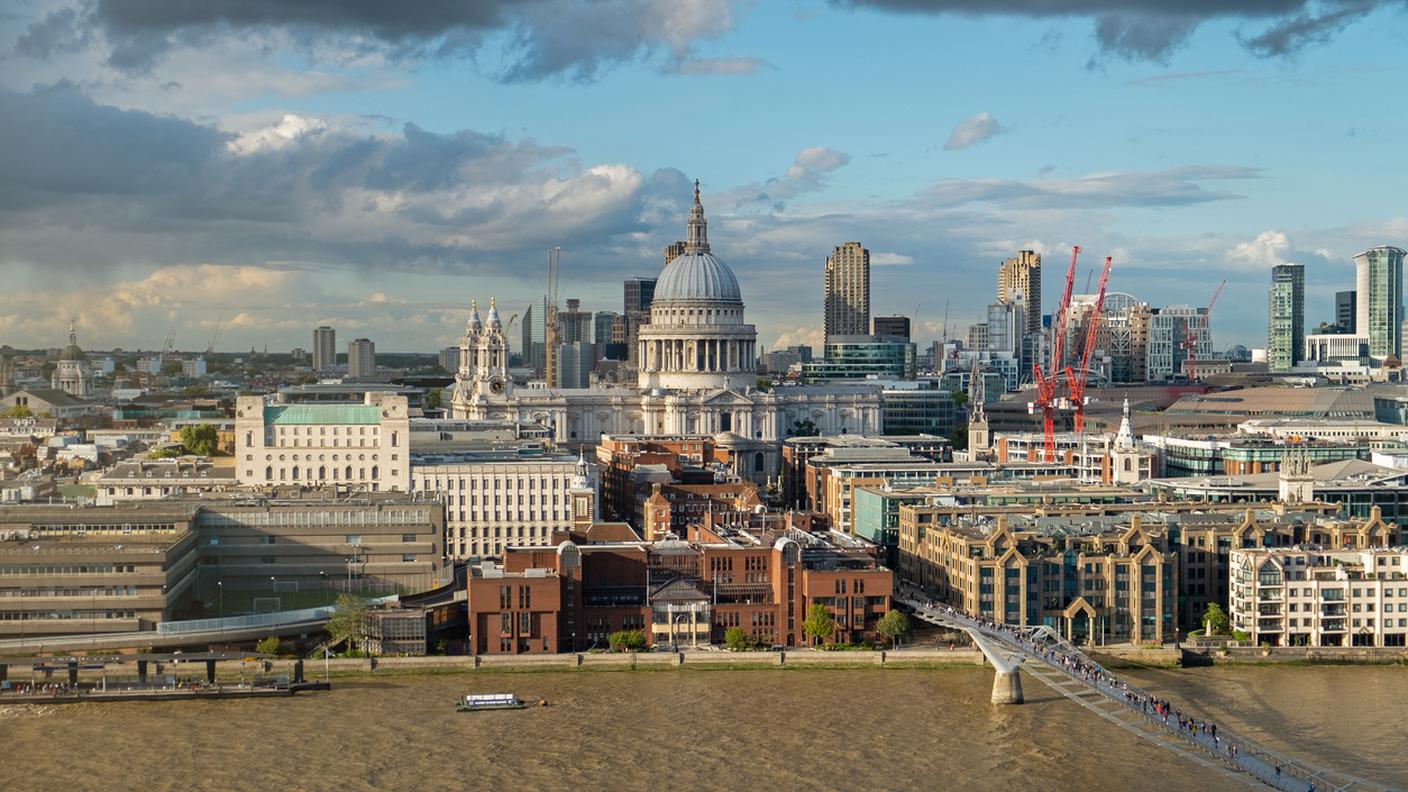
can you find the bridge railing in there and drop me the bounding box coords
[156,606,336,635]
[900,597,1388,792]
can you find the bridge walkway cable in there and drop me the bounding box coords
[899,596,1399,792]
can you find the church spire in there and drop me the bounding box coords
[685,179,710,254]
[68,320,77,348]
[1115,396,1135,450]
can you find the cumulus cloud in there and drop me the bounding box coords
[226,114,328,155]
[771,326,825,350]
[1226,229,1293,268]
[943,112,1005,151]
[725,146,852,213]
[833,1,1391,62]
[871,252,915,266]
[15,0,751,83]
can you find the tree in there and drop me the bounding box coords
[1203,603,1231,636]
[1,404,33,419]
[608,630,647,653]
[951,389,968,407]
[179,424,220,456]
[876,609,911,647]
[424,389,442,410]
[789,418,820,438]
[255,636,284,656]
[801,603,836,646]
[724,627,752,651]
[147,446,181,460]
[161,361,183,377]
[325,594,368,651]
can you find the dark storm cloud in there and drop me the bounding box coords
[0,84,649,273]
[17,0,740,81]
[834,1,1399,61]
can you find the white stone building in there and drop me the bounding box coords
[51,323,93,398]
[411,452,597,559]
[448,184,883,444]
[95,457,238,504]
[235,393,411,491]
[1230,546,1408,647]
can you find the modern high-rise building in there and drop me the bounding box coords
[1355,246,1406,360]
[623,276,657,374]
[872,315,911,340]
[347,338,375,378]
[439,346,461,374]
[1267,263,1305,372]
[557,298,593,345]
[1335,290,1357,333]
[823,242,871,347]
[312,326,336,372]
[997,250,1042,334]
[593,311,619,346]
[663,241,686,267]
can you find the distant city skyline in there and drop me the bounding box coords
[2,2,1406,353]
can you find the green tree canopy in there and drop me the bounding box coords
[424,389,442,410]
[1203,603,1231,636]
[789,418,820,438]
[608,630,647,653]
[724,627,752,651]
[802,603,836,646]
[255,636,285,656]
[1,404,33,419]
[179,424,220,456]
[876,609,911,646]
[147,446,181,460]
[325,594,368,650]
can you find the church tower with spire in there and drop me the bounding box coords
[1110,397,1143,484]
[967,359,990,458]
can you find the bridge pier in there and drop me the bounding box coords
[991,668,1023,705]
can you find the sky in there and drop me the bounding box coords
[2,0,1406,355]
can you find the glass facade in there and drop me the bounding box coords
[1267,263,1304,372]
[1354,246,1405,360]
[803,335,916,381]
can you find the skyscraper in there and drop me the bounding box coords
[1354,246,1406,360]
[558,298,593,345]
[824,241,870,347]
[623,276,656,375]
[1335,290,1357,332]
[312,326,336,372]
[997,250,1042,335]
[347,338,375,378]
[1267,263,1305,372]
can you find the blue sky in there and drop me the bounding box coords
[2,0,1405,354]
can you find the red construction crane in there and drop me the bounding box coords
[1030,245,1081,462]
[1065,256,1114,434]
[1183,279,1226,380]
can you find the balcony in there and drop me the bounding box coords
[1321,619,1347,632]
[1320,605,1347,617]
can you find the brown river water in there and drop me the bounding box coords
[1,665,1404,792]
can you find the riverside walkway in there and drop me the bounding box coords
[899,596,1397,792]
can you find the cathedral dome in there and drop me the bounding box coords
[652,180,742,305]
[655,251,741,304]
[59,323,83,362]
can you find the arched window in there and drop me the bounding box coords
[318,465,326,480]
[1123,458,1133,472]
[345,465,353,480]
[264,466,273,481]
[291,465,300,480]
[371,465,379,480]
[754,451,765,475]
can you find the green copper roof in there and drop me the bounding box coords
[264,405,382,425]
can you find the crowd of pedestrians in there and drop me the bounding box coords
[904,591,1326,792]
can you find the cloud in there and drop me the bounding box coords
[920,165,1261,210]
[833,1,1393,62]
[771,326,825,350]
[943,112,1005,151]
[226,113,329,155]
[17,0,750,83]
[723,146,852,213]
[871,252,914,266]
[673,56,773,75]
[1226,229,1293,269]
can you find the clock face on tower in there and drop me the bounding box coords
[489,378,504,394]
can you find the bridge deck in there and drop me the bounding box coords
[901,597,1395,792]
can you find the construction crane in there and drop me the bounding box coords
[1183,280,1226,380]
[1065,256,1114,434]
[544,247,561,385]
[1030,245,1081,462]
[206,313,223,356]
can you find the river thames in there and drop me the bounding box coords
[2,665,1404,791]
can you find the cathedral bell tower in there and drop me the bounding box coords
[450,298,511,418]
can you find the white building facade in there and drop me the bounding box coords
[235,393,411,491]
[411,453,597,559]
[1230,547,1408,647]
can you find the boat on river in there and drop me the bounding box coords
[456,693,526,712]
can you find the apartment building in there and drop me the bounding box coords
[1230,547,1408,647]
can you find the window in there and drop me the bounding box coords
[402,554,416,562]
[346,534,362,545]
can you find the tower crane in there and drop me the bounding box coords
[1030,245,1080,462]
[206,313,223,356]
[1065,256,1114,434]
[1182,280,1226,380]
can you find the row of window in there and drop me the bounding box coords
[0,586,138,597]
[0,564,139,576]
